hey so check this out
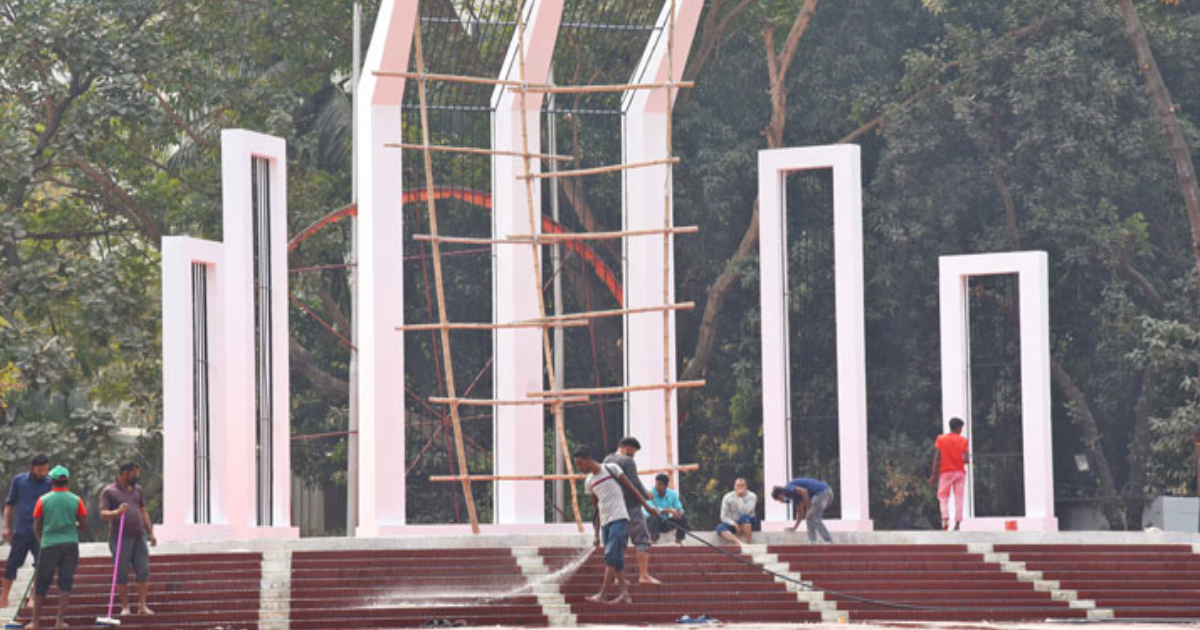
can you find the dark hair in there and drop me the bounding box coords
[949,417,965,432]
[571,449,594,462]
[617,436,641,450]
[51,477,68,488]
[30,454,49,467]
[655,473,669,485]
[771,486,787,500]
[119,462,140,474]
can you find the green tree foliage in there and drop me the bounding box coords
[2,0,1197,533]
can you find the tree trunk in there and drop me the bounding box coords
[1125,363,1157,529]
[1114,2,1200,496]
[678,0,821,416]
[1050,358,1125,527]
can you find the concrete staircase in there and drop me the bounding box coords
[767,543,1088,622]
[541,544,822,625]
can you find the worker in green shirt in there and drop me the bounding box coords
[30,465,87,630]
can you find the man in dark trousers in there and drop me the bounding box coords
[2,453,51,607]
[30,465,87,630]
[100,462,157,616]
[603,437,660,585]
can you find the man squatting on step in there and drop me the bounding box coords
[603,437,661,584]
[716,478,758,545]
[100,462,157,616]
[575,450,659,605]
[930,417,970,531]
[771,477,835,544]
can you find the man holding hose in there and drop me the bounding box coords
[99,463,156,616]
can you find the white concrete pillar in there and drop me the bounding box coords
[490,0,564,524]
[939,251,1057,531]
[355,0,417,536]
[621,0,703,476]
[758,145,871,531]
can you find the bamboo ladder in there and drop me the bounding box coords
[391,0,696,533]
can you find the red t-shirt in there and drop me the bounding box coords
[935,432,969,473]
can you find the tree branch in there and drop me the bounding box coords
[65,154,163,248]
[290,338,349,398]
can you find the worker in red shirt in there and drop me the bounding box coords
[930,417,970,531]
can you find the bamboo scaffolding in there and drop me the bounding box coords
[429,396,589,407]
[386,142,574,162]
[514,0,585,533]
[528,380,707,399]
[411,21,482,534]
[429,464,700,483]
[514,302,695,325]
[522,80,694,94]
[397,320,588,331]
[518,157,679,181]
[506,226,699,241]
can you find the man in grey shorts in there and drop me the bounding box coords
[604,437,661,585]
[100,462,157,616]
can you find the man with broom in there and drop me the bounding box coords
[99,463,156,617]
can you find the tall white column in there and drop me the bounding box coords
[355,0,417,536]
[621,0,703,476]
[759,145,871,531]
[939,251,1056,531]
[490,0,563,524]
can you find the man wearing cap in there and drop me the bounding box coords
[30,465,87,630]
[2,453,51,607]
[603,437,661,585]
[100,462,156,616]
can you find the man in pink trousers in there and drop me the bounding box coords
[930,417,970,530]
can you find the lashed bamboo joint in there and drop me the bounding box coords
[528,380,707,399]
[429,464,700,483]
[397,320,588,331]
[386,143,574,162]
[429,396,589,407]
[517,157,679,181]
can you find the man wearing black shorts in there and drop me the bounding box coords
[2,454,51,607]
[30,465,87,630]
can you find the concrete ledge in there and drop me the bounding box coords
[1088,608,1116,621]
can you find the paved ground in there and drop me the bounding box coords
[508,619,1190,624]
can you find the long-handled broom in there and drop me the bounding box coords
[94,512,125,628]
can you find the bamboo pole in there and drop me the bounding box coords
[522,80,695,94]
[412,21,481,534]
[513,0,585,532]
[372,70,551,90]
[386,142,574,162]
[518,157,680,180]
[429,464,700,483]
[506,226,699,241]
[397,320,588,331]
[429,396,589,407]
[412,234,537,245]
[515,302,695,325]
[663,0,679,489]
[528,380,706,399]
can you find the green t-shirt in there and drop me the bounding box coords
[33,488,86,547]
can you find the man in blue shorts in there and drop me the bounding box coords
[717,478,759,545]
[771,477,835,544]
[2,453,51,607]
[574,450,658,605]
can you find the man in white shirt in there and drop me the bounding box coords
[574,450,658,605]
[717,478,758,545]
